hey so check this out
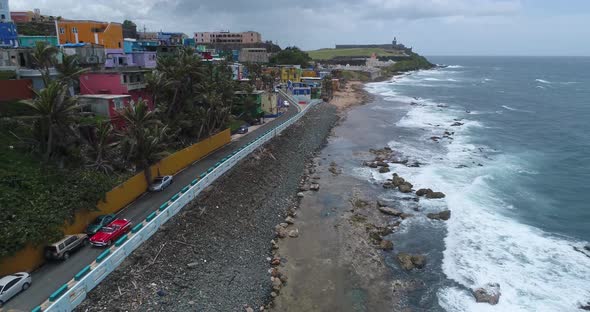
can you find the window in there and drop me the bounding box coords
[4,278,21,291]
[58,243,65,250]
[113,99,124,110]
[1,14,5,20]
[72,27,78,33]
[118,42,121,48]
[59,27,65,34]
[123,75,128,83]
[65,236,77,246]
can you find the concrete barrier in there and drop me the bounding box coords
[39,98,321,312]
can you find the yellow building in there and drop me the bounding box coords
[280,67,302,83]
[56,20,123,49]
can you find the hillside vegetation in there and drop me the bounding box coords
[381,52,435,76]
[307,48,405,60]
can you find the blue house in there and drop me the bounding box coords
[0,22,18,47]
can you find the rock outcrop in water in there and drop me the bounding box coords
[397,253,426,270]
[416,188,446,199]
[427,210,451,221]
[473,283,501,305]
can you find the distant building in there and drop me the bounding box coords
[78,94,132,128]
[279,66,302,83]
[104,48,156,69]
[18,35,57,47]
[0,0,17,47]
[61,43,106,66]
[10,11,34,23]
[0,0,9,22]
[157,32,186,46]
[56,20,123,49]
[195,31,261,44]
[238,48,268,63]
[0,22,17,47]
[79,69,153,109]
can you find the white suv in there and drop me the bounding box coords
[0,272,32,307]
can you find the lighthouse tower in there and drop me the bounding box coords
[0,0,10,22]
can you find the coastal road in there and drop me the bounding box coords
[3,104,298,312]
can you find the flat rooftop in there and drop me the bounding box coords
[78,94,131,100]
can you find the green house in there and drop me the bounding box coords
[18,35,58,48]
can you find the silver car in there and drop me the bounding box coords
[0,272,32,307]
[149,175,173,192]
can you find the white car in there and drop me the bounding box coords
[148,175,173,192]
[283,100,290,107]
[0,272,32,307]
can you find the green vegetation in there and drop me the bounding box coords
[0,70,16,80]
[269,47,312,67]
[381,53,435,76]
[0,125,127,257]
[334,70,371,82]
[307,48,405,60]
[0,44,244,258]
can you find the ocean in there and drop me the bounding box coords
[328,56,590,311]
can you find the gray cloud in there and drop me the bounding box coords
[10,0,590,55]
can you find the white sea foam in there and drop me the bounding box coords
[372,71,590,311]
[535,79,551,84]
[501,105,534,113]
[447,65,464,69]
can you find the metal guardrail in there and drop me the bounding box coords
[36,97,321,312]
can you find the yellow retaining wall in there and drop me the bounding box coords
[0,129,230,276]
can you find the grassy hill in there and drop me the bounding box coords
[307,48,405,60]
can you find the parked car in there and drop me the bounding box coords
[85,214,116,235]
[283,100,290,107]
[236,125,249,134]
[89,219,132,247]
[149,175,173,192]
[44,234,88,260]
[0,272,32,307]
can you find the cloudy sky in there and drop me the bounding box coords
[10,0,590,56]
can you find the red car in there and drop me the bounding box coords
[89,219,132,247]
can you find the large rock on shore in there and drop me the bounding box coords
[397,253,426,270]
[379,240,394,250]
[378,206,403,216]
[425,191,446,199]
[392,174,406,187]
[379,167,391,173]
[580,302,590,310]
[472,283,501,305]
[398,183,413,193]
[416,188,433,196]
[427,210,451,221]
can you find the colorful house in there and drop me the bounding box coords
[18,35,57,47]
[78,94,132,128]
[280,66,302,83]
[0,22,18,47]
[104,48,156,69]
[261,91,280,117]
[56,20,123,49]
[79,69,153,109]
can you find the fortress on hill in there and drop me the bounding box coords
[335,37,412,53]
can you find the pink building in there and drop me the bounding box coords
[79,70,153,112]
[194,31,261,44]
[78,94,131,128]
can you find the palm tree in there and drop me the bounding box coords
[84,121,119,174]
[31,41,58,87]
[56,54,88,90]
[20,81,79,162]
[118,100,168,184]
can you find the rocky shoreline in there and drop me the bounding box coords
[74,103,340,312]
